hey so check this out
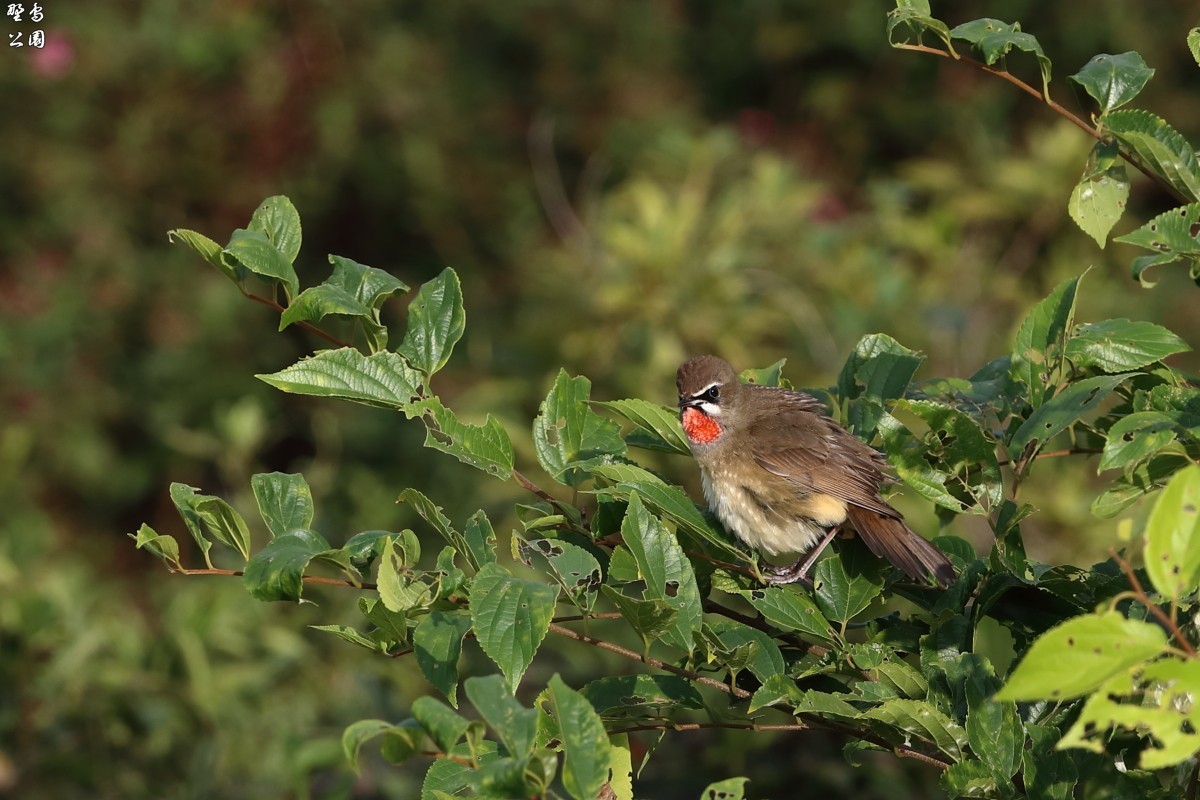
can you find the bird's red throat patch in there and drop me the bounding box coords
[681,407,723,445]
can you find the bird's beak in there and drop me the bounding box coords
[678,395,701,409]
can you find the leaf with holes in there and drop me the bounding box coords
[886,0,956,53]
[743,585,832,640]
[601,586,678,650]
[464,674,539,759]
[862,699,969,761]
[1106,112,1200,203]
[837,333,924,438]
[1066,319,1189,373]
[247,195,302,264]
[545,674,611,800]
[814,548,884,625]
[996,610,1167,701]
[1142,465,1200,601]
[410,397,514,479]
[1011,275,1081,406]
[619,493,702,651]
[469,563,558,694]
[258,348,422,410]
[1099,411,1179,472]
[951,18,1052,99]
[516,538,602,613]
[128,523,182,571]
[1007,373,1132,464]
[580,674,704,718]
[1069,52,1154,113]
[1069,137,1129,247]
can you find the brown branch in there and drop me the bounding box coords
[242,290,353,349]
[996,446,1103,468]
[419,750,475,768]
[894,43,1188,204]
[547,622,752,699]
[1109,547,1198,658]
[177,567,376,591]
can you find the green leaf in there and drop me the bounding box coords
[397,267,465,376]
[939,760,998,798]
[377,537,435,613]
[169,483,214,567]
[463,510,498,570]
[814,549,884,625]
[588,463,749,562]
[397,487,468,556]
[962,656,1021,782]
[995,610,1167,701]
[279,255,408,351]
[469,563,558,693]
[1142,465,1200,601]
[601,586,678,649]
[422,741,497,800]
[739,359,787,388]
[344,529,409,571]
[1007,373,1132,463]
[1106,112,1200,203]
[516,538,602,613]
[706,619,786,682]
[359,595,409,649]
[837,333,924,438]
[222,228,299,301]
[128,523,182,570]
[412,696,483,755]
[1011,275,1081,407]
[414,611,474,708]
[1190,28,1200,68]
[168,228,239,283]
[698,777,749,800]
[410,397,514,479]
[1066,319,1190,372]
[1069,52,1154,112]
[343,719,424,773]
[580,675,705,716]
[597,398,690,455]
[1024,723,1077,800]
[950,18,1052,100]
[886,0,956,54]
[1069,136,1129,247]
[743,585,832,640]
[250,472,314,540]
[257,347,422,410]
[1099,411,1179,472]
[619,493,702,651]
[879,400,1002,515]
[464,674,539,759]
[310,623,382,653]
[243,529,334,602]
[862,699,968,760]
[546,674,611,800]
[534,370,626,486]
[247,195,302,264]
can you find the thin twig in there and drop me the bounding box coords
[242,290,353,349]
[894,43,1188,204]
[996,446,1103,468]
[419,750,475,768]
[547,622,751,699]
[177,567,375,591]
[1109,548,1198,658]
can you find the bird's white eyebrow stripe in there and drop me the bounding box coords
[691,381,721,397]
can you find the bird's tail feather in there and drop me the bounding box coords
[846,505,956,587]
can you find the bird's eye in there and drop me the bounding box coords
[703,385,720,402]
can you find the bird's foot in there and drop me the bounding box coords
[760,560,813,588]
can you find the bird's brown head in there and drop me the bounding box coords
[676,355,743,446]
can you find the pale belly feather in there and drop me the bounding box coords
[700,465,833,557]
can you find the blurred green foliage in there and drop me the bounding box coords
[3,1,1200,798]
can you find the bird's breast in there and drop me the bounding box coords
[698,461,832,557]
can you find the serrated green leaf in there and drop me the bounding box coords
[1190,29,1200,68]
[279,255,408,351]
[243,529,334,602]
[950,18,1052,100]
[886,1,956,54]
[1069,52,1154,112]
[376,537,436,613]
[343,719,417,773]
[310,623,382,653]
[250,472,313,540]
[996,610,1167,701]
[872,660,929,699]
[601,586,678,648]
[962,656,1021,782]
[862,699,968,760]
[1106,111,1200,202]
[1011,275,1081,407]
[257,347,422,410]
[698,777,749,800]
[534,370,626,486]
[814,549,884,625]
[343,529,404,571]
[169,482,214,567]
[1069,136,1129,247]
[1099,411,1178,472]
[469,563,558,693]
[463,510,497,570]
[739,358,787,388]
[247,195,302,264]
[619,493,702,652]
[1142,465,1200,601]
[421,740,498,800]
[1024,723,1077,800]
[1066,319,1190,372]
[398,267,465,376]
[939,760,998,798]
[326,254,409,309]
[743,585,832,640]
[410,397,514,479]
[580,674,705,716]
[1007,373,1132,463]
[837,333,924,438]
[128,523,182,570]
[397,487,468,556]
[879,400,1002,515]
[222,228,299,301]
[168,228,240,283]
[588,463,750,562]
[412,696,484,755]
[546,674,611,800]
[516,538,602,613]
[598,398,691,455]
[413,610,473,708]
[358,595,409,649]
[464,674,539,759]
[707,619,785,682]
[168,483,251,562]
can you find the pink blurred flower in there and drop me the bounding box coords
[29,31,73,79]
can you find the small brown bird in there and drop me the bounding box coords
[676,355,954,586]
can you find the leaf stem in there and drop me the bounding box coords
[1109,547,1197,658]
[241,290,353,349]
[176,566,376,591]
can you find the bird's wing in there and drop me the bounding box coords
[747,390,900,520]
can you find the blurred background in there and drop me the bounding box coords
[3,2,1199,798]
